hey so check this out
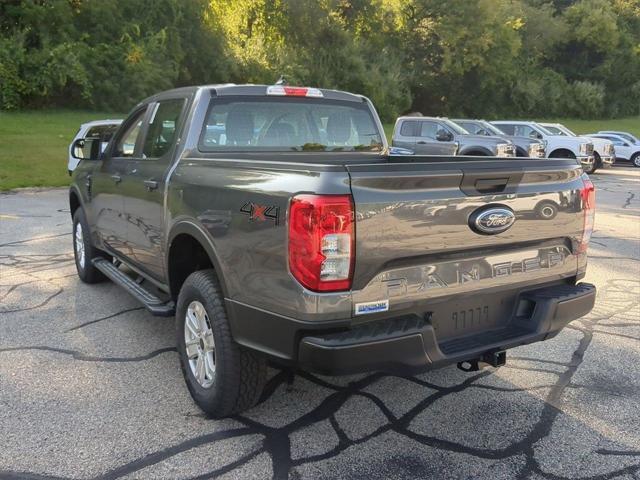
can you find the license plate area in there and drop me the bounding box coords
[428,291,518,341]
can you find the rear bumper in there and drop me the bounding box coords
[229,283,596,375]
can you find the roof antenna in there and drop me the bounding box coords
[275,75,288,86]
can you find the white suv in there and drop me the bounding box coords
[588,133,640,167]
[598,131,639,146]
[540,123,614,173]
[492,121,594,172]
[68,120,122,174]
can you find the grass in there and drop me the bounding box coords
[0,110,638,190]
[0,110,124,191]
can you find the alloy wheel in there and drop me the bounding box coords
[184,300,216,388]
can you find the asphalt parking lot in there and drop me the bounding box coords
[1,167,639,480]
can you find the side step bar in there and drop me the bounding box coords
[92,258,175,317]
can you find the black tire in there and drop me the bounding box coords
[72,208,108,283]
[584,153,600,174]
[176,270,266,418]
[632,152,640,168]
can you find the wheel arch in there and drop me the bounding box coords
[515,146,528,157]
[69,187,83,218]
[166,221,229,300]
[458,146,493,156]
[548,148,576,159]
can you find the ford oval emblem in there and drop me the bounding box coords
[469,206,516,235]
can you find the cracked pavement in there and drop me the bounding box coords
[0,168,639,480]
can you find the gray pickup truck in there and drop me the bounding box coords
[452,119,546,158]
[69,84,596,417]
[392,116,516,157]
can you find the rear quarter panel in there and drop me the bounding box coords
[166,156,355,321]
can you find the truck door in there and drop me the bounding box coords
[120,97,187,280]
[392,119,419,150]
[415,120,458,156]
[91,107,148,257]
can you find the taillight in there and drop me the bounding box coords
[578,176,595,253]
[288,194,354,292]
[266,85,323,97]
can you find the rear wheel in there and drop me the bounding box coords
[632,152,640,168]
[72,209,108,283]
[176,269,266,418]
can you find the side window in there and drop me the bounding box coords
[114,110,146,157]
[419,121,439,139]
[514,125,539,138]
[497,124,515,135]
[83,125,119,159]
[459,122,478,134]
[399,120,418,137]
[143,99,185,158]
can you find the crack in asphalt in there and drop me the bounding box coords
[65,307,146,332]
[0,346,176,363]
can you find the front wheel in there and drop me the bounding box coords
[176,270,266,418]
[585,153,600,174]
[632,152,640,168]
[72,209,108,283]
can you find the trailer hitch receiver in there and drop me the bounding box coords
[457,350,507,372]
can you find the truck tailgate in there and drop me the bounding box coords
[347,157,586,320]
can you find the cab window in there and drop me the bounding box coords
[419,121,440,139]
[114,110,146,157]
[400,120,418,137]
[143,99,185,158]
[513,125,541,139]
[496,124,515,135]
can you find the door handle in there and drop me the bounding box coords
[144,180,159,191]
[417,141,427,144]
[111,174,121,184]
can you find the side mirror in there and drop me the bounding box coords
[436,129,452,142]
[71,138,88,160]
[71,138,102,161]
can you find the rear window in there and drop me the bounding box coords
[199,97,383,152]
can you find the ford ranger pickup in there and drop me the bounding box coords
[69,84,597,417]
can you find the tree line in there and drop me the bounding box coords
[1,0,638,121]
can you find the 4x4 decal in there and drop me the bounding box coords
[240,202,279,225]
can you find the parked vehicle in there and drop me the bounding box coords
[492,121,595,172]
[68,120,122,174]
[540,123,615,173]
[392,116,516,157]
[452,119,545,158]
[587,133,640,167]
[597,131,640,146]
[69,84,596,417]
